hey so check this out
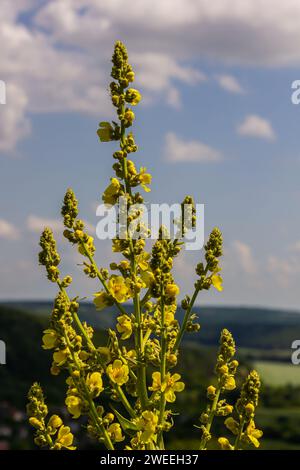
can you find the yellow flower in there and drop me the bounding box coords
[102,178,121,205]
[106,359,129,386]
[224,417,239,435]
[224,376,236,391]
[207,385,216,399]
[116,314,133,340]
[42,329,58,350]
[245,420,263,448]
[65,396,82,419]
[93,291,111,311]
[126,71,135,82]
[112,239,122,252]
[165,283,180,298]
[125,88,141,106]
[107,423,125,442]
[48,414,63,431]
[86,372,104,397]
[53,349,69,365]
[149,372,185,403]
[164,305,176,324]
[55,425,76,450]
[211,273,223,292]
[136,410,158,443]
[127,159,137,176]
[124,109,135,124]
[140,270,155,288]
[108,275,131,303]
[78,235,95,256]
[29,417,43,429]
[218,437,233,450]
[125,349,137,361]
[245,403,255,416]
[137,252,150,271]
[139,167,152,192]
[119,260,130,270]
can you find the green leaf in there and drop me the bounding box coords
[110,405,138,433]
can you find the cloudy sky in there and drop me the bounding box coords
[1,0,300,310]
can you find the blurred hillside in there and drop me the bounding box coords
[1,302,300,449]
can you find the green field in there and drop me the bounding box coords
[254,361,300,386]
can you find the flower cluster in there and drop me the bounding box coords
[27,41,261,451]
[198,329,238,449]
[218,370,262,450]
[27,383,75,450]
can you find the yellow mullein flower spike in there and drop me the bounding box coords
[29,41,262,452]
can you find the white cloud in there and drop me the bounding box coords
[232,240,257,274]
[215,74,245,94]
[164,132,222,163]
[26,215,95,235]
[267,255,300,287]
[237,114,276,140]
[2,0,300,152]
[288,240,300,253]
[132,52,206,108]
[34,1,300,66]
[27,215,62,234]
[0,219,20,240]
[0,84,31,152]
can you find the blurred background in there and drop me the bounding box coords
[1,0,300,450]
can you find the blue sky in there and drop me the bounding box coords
[1,1,300,310]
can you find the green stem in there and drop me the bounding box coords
[132,259,148,409]
[173,286,200,352]
[43,425,54,449]
[140,288,151,307]
[173,265,209,352]
[142,329,151,349]
[58,282,97,353]
[118,97,148,410]
[115,385,135,418]
[199,388,221,450]
[64,333,114,450]
[234,418,245,450]
[158,287,167,450]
